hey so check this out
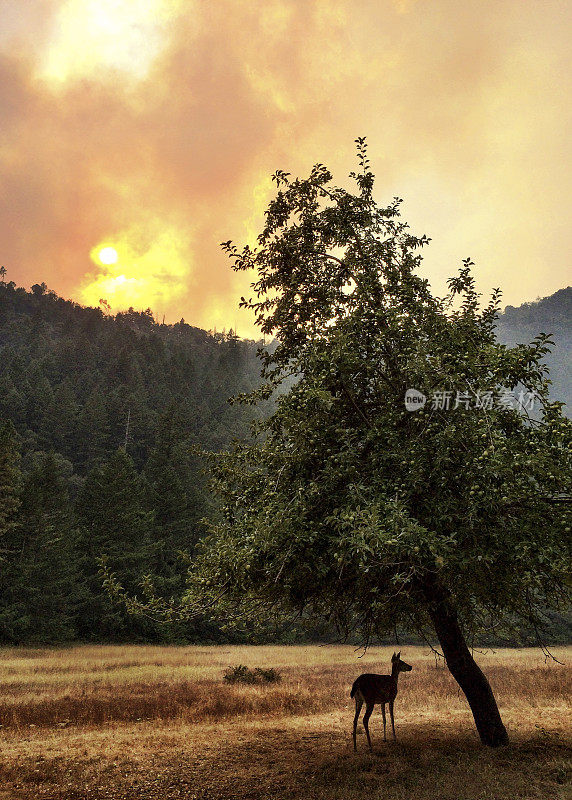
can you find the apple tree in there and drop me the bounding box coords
[190,140,571,746]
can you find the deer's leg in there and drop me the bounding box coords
[389,700,396,740]
[363,703,374,752]
[381,703,387,741]
[353,697,363,752]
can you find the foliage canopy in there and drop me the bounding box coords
[192,139,571,649]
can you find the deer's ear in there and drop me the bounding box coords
[392,652,396,658]
[397,651,401,658]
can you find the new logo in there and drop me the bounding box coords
[405,389,426,411]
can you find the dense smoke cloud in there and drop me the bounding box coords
[0,0,570,334]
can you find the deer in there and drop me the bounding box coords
[351,651,412,751]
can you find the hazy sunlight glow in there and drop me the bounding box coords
[84,227,191,314]
[38,0,184,83]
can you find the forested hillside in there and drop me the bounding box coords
[0,279,268,643]
[0,278,570,644]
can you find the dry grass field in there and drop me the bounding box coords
[0,644,569,800]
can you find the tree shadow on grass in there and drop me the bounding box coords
[286,725,571,800]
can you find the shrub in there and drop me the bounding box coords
[254,667,281,683]
[223,665,282,684]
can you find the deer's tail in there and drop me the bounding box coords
[350,678,360,699]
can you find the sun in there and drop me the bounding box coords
[98,246,118,265]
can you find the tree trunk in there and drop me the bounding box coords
[422,578,509,747]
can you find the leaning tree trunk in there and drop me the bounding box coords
[422,578,509,747]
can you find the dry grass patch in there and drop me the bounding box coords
[0,645,570,729]
[0,679,334,729]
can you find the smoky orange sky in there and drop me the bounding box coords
[1,0,570,336]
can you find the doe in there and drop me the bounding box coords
[351,651,412,751]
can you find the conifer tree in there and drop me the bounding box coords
[75,448,154,639]
[0,421,21,548]
[144,408,206,596]
[0,421,24,642]
[16,452,78,642]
